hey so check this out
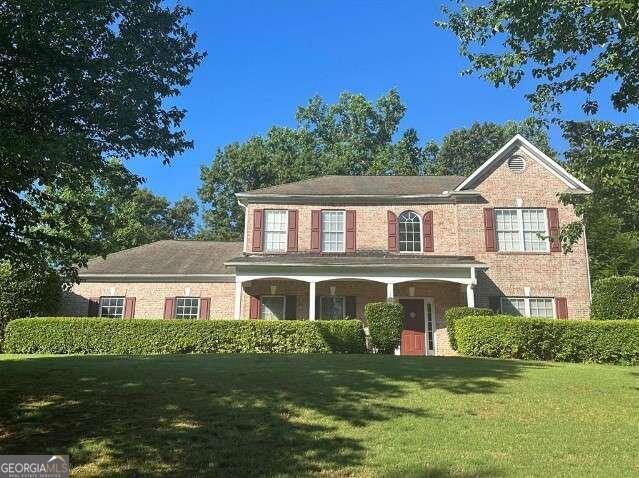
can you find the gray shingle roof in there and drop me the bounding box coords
[239,175,465,196]
[81,240,243,276]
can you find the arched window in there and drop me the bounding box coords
[399,211,421,252]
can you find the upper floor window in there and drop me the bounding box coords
[321,210,345,252]
[264,210,288,252]
[175,297,199,319]
[501,297,554,318]
[399,211,421,252]
[495,208,549,252]
[99,296,124,318]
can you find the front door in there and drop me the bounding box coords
[399,299,425,356]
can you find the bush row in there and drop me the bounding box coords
[2,317,366,355]
[443,306,494,350]
[455,315,639,365]
[591,276,639,321]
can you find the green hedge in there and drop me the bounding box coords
[443,306,494,350]
[365,302,404,354]
[591,276,639,320]
[455,315,639,365]
[3,317,366,355]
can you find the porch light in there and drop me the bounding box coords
[270,285,277,295]
[409,286,415,297]
[329,286,336,296]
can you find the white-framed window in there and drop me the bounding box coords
[500,297,555,318]
[399,211,422,252]
[99,296,125,318]
[261,295,286,320]
[321,210,345,252]
[495,208,549,252]
[175,297,200,319]
[264,209,288,252]
[320,296,345,320]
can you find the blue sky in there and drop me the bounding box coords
[128,1,636,203]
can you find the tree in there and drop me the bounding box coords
[559,121,639,280]
[1,1,204,272]
[438,1,639,115]
[432,118,554,175]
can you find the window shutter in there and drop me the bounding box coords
[345,296,357,318]
[252,209,264,252]
[387,211,398,252]
[88,298,100,317]
[423,211,434,252]
[547,208,561,252]
[287,210,298,252]
[249,296,261,320]
[285,295,297,320]
[555,297,568,319]
[310,210,321,252]
[163,297,175,320]
[483,208,497,252]
[488,296,501,313]
[123,297,136,319]
[345,210,356,252]
[199,297,211,320]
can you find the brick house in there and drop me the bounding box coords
[62,135,593,356]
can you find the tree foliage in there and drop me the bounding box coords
[438,1,639,115]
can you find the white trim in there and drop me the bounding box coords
[500,296,556,318]
[398,210,423,253]
[494,207,550,253]
[309,281,316,320]
[321,209,346,253]
[226,261,487,270]
[174,296,201,320]
[234,279,242,319]
[455,134,592,193]
[98,296,125,318]
[239,200,248,253]
[396,297,437,356]
[263,208,289,253]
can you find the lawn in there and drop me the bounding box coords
[0,355,637,477]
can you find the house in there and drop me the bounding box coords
[61,135,593,356]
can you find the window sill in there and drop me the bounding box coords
[496,251,551,256]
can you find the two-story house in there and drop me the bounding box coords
[62,135,593,355]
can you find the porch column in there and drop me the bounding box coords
[466,284,475,308]
[309,281,316,320]
[234,279,243,319]
[386,283,394,301]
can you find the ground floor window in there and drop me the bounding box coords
[320,296,345,320]
[261,295,286,320]
[175,297,200,319]
[500,297,555,318]
[99,296,125,318]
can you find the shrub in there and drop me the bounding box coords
[455,315,639,365]
[365,302,404,354]
[591,276,639,320]
[3,318,366,355]
[443,306,494,350]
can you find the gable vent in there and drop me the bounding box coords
[507,155,526,173]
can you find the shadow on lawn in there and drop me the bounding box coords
[0,355,543,476]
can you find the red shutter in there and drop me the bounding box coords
[199,297,211,320]
[252,209,264,252]
[163,297,175,320]
[88,297,100,317]
[555,297,568,319]
[249,296,261,319]
[547,208,561,252]
[345,210,356,252]
[287,209,298,252]
[387,211,398,252]
[483,208,497,252]
[310,210,321,252]
[423,211,434,252]
[124,297,136,319]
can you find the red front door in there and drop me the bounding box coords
[399,299,425,356]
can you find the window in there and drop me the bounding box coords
[501,297,555,318]
[399,211,421,252]
[99,296,124,318]
[321,210,345,252]
[320,296,345,320]
[261,296,285,320]
[264,210,288,252]
[495,208,549,252]
[175,297,200,319]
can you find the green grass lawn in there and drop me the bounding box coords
[0,355,637,477]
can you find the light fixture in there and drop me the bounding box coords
[329,286,336,296]
[270,285,277,295]
[408,286,415,297]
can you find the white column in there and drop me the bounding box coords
[309,281,316,320]
[234,279,242,319]
[386,283,394,301]
[466,284,475,308]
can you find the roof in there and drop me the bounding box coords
[80,240,243,278]
[238,175,465,197]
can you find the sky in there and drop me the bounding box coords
[128,0,636,203]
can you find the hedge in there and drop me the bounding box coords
[2,317,366,355]
[455,315,639,365]
[591,276,639,321]
[443,306,494,350]
[365,302,404,354]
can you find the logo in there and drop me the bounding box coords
[0,455,69,478]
